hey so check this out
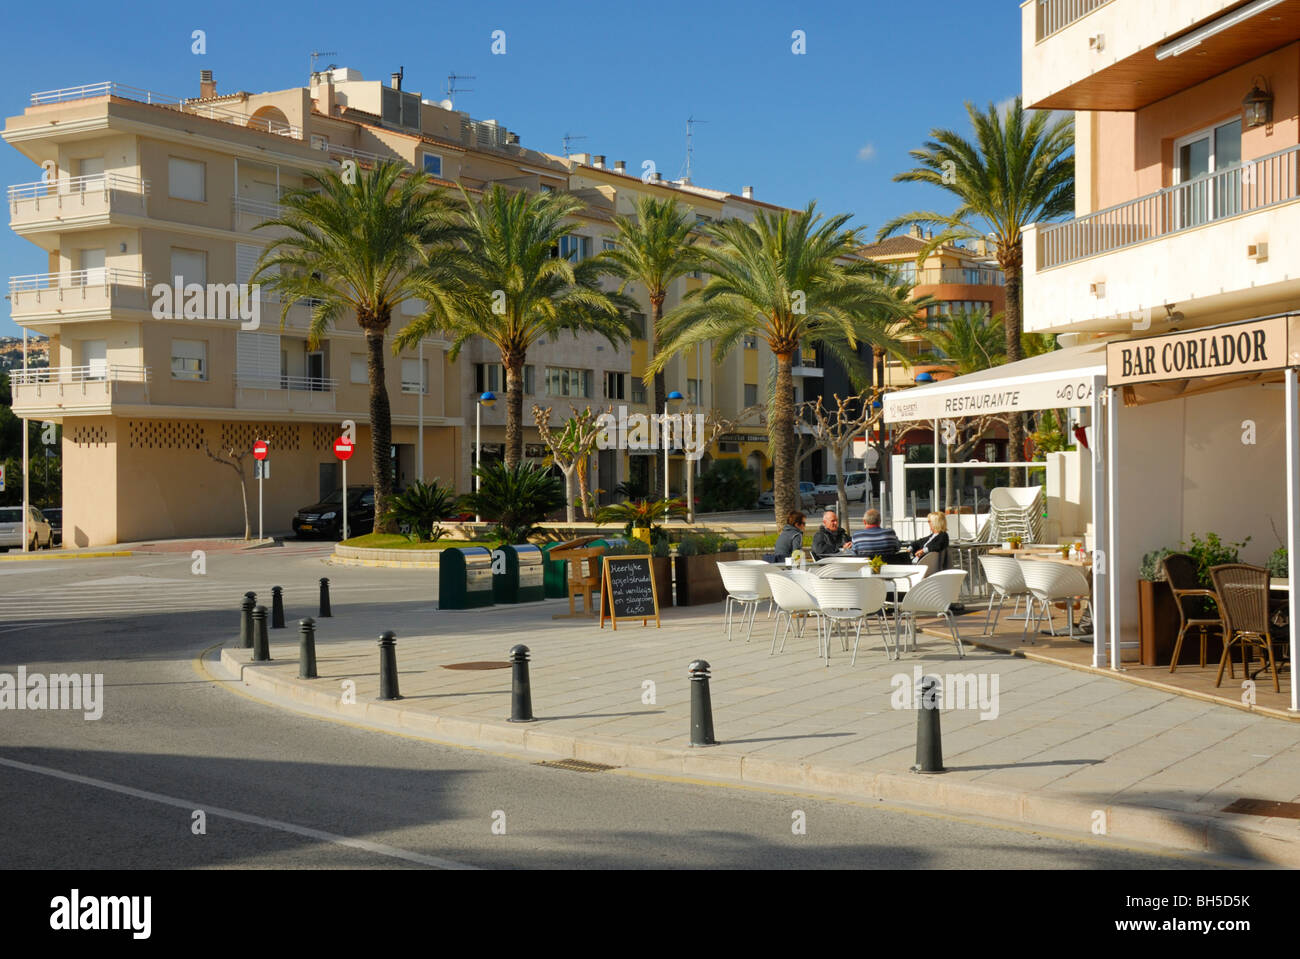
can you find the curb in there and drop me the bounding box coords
[0,550,132,562]
[215,645,1300,865]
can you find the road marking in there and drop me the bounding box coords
[0,755,476,870]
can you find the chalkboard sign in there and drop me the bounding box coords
[599,556,661,630]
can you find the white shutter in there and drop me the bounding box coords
[401,358,425,393]
[236,331,281,387]
[350,355,367,384]
[79,248,106,286]
[168,157,205,201]
[237,242,276,297]
[170,249,206,286]
[82,340,107,380]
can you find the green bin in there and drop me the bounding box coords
[539,543,567,598]
[493,544,545,604]
[438,546,494,609]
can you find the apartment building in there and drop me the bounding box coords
[5,68,787,543]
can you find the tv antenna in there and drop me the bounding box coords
[682,115,708,180]
[562,132,587,157]
[445,72,476,105]
[310,50,339,78]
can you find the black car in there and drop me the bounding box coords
[292,487,375,540]
[43,508,62,546]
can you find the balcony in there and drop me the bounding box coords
[1024,143,1300,330]
[10,364,150,414]
[791,350,822,378]
[28,82,302,138]
[914,267,1005,287]
[9,174,150,230]
[9,269,151,319]
[1035,0,1115,41]
[234,372,336,412]
[231,195,284,232]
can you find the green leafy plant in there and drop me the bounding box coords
[870,555,885,574]
[652,537,671,558]
[1182,531,1249,588]
[459,461,565,544]
[676,531,739,557]
[594,498,687,547]
[602,539,646,556]
[381,479,457,542]
[1007,534,1023,549]
[697,459,759,513]
[1268,546,1288,578]
[614,478,649,500]
[1139,547,1173,582]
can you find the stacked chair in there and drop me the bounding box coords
[976,486,1045,545]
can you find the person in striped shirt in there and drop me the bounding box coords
[851,508,902,560]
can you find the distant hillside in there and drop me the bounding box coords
[0,337,49,371]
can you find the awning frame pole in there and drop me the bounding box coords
[1106,384,1121,671]
[1091,379,1108,670]
[1286,368,1299,712]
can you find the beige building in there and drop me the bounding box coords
[5,69,789,543]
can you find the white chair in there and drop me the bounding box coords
[893,570,968,658]
[810,577,867,666]
[814,559,870,578]
[978,554,1031,635]
[765,571,822,656]
[844,577,892,664]
[1018,560,1092,644]
[718,562,772,642]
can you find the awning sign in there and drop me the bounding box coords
[1107,317,1288,386]
[884,376,1095,422]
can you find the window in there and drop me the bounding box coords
[1175,120,1243,227]
[893,262,917,283]
[744,383,758,406]
[627,311,647,338]
[422,153,443,178]
[401,357,428,394]
[381,87,421,130]
[171,339,207,381]
[546,367,592,398]
[540,184,555,194]
[350,354,367,384]
[743,335,757,349]
[476,363,534,394]
[602,238,617,252]
[82,340,107,381]
[168,157,206,202]
[310,135,328,152]
[236,331,281,387]
[631,384,646,404]
[687,378,701,405]
[924,301,992,320]
[605,371,626,400]
[170,248,207,287]
[558,235,592,261]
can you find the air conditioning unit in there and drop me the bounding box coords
[1248,242,1268,262]
[1089,281,1106,298]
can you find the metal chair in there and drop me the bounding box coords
[765,571,822,656]
[717,562,771,643]
[1210,563,1281,693]
[1161,553,1222,672]
[1018,560,1092,644]
[978,554,1031,635]
[893,570,967,658]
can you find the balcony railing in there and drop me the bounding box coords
[234,372,336,392]
[28,82,302,138]
[10,364,150,385]
[9,173,150,202]
[326,142,401,167]
[914,267,1005,287]
[9,268,150,293]
[230,195,283,220]
[1035,0,1113,41]
[1039,143,1300,269]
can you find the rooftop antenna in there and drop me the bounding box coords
[682,115,708,181]
[562,132,587,157]
[445,72,476,107]
[310,50,339,79]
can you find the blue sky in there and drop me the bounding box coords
[0,0,1024,337]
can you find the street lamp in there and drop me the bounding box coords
[664,390,684,522]
[475,391,496,522]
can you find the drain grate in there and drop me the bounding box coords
[442,661,512,670]
[1221,798,1300,820]
[535,759,618,773]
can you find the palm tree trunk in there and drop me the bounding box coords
[773,353,796,523]
[1004,263,1026,488]
[504,352,524,469]
[651,295,666,500]
[366,327,394,532]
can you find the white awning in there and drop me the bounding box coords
[883,343,1108,423]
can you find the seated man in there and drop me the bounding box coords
[851,509,902,560]
[810,509,850,559]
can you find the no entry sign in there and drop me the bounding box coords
[334,437,354,461]
[252,440,269,461]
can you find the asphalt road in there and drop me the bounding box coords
[0,546,1232,870]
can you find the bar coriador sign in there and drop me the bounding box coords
[1107,317,1289,385]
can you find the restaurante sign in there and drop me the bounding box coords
[1107,317,1289,386]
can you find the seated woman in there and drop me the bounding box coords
[910,511,950,567]
[773,511,807,562]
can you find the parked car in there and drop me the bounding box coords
[0,505,54,551]
[756,483,816,511]
[292,487,376,540]
[814,471,869,505]
[42,508,62,546]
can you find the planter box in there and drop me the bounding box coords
[673,551,740,606]
[651,555,673,607]
[1137,579,1224,667]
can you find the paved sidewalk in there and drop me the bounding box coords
[212,595,1300,864]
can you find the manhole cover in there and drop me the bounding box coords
[1221,798,1300,820]
[442,661,512,670]
[535,759,618,773]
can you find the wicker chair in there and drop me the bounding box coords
[1161,553,1222,673]
[1209,564,1281,693]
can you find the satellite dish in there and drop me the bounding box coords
[439,98,454,110]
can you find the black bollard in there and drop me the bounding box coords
[688,659,718,747]
[239,596,255,649]
[298,618,318,679]
[271,586,285,629]
[319,577,332,617]
[377,631,401,700]
[912,675,946,774]
[252,605,271,662]
[507,644,534,723]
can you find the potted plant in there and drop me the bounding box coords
[1008,534,1024,550]
[673,531,741,605]
[594,498,687,547]
[1137,547,1177,667]
[869,555,885,575]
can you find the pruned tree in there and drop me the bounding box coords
[795,392,884,520]
[203,431,279,540]
[532,404,610,522]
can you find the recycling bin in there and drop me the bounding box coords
[538,542,568,599]
[493,544,545,604]
[438,546,494,609]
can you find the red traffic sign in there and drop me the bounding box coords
[252,440,269,461]
[334,437,354,461]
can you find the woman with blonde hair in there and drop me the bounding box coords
[911,511,949,562]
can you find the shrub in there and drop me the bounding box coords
[676,530,739,556]
[1182,531,1249,587]
[459,461,565,544]
[697,459,758,513]
[1268,546,1288,578]
[381,479,457,542]
[1139,547,1173,582]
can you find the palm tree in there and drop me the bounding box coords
[878,97,1073,484]
[648,202,914,523]
[599,195,701,498]
[396,185,633,467]
[253,160,464,532]
[916,307,1006,375]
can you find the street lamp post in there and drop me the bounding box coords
[664,390,684,523]
[475,391,496,523]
